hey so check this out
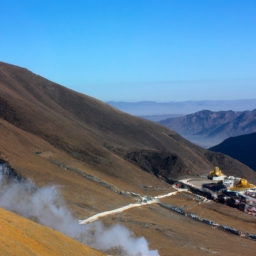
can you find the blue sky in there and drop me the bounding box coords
[1,0,256,102]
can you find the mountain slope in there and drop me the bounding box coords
[209,132,256,171]
[0,207,104,256]
[1,62,255,182]
[1,62,256,255]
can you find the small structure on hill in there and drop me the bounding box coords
[222,176,241,189]
[229,178,256,191]
[208,166,226,180]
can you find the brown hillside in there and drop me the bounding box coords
[1,62,256,255]
[0,207,104,256]
[0,62,255,182]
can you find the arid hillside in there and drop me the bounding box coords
[0,62,255,182]
[0,207,104,256]
[0,62,256,255]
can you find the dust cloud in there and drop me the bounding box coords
[0,169,159,256]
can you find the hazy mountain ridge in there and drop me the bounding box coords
[160,109,256,137]
[209,132,256,171]
[108,99,256,116]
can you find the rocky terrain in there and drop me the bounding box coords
[209,132,256,171]
[0,62,256,255]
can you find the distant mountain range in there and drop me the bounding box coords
[160,109,256,137]
[107,99,256,116]
[159,109,256,148]
[209,132,256,171]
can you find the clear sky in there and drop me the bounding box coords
[1,0,256,102]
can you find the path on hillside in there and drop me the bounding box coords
[79,190,185,224]
[79,186,256,242]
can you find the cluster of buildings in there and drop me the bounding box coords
[177,166,256,217]
[207,167,256,216]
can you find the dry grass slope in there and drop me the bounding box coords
[0,207,104,256]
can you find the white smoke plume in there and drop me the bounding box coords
[0,171,159,256]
